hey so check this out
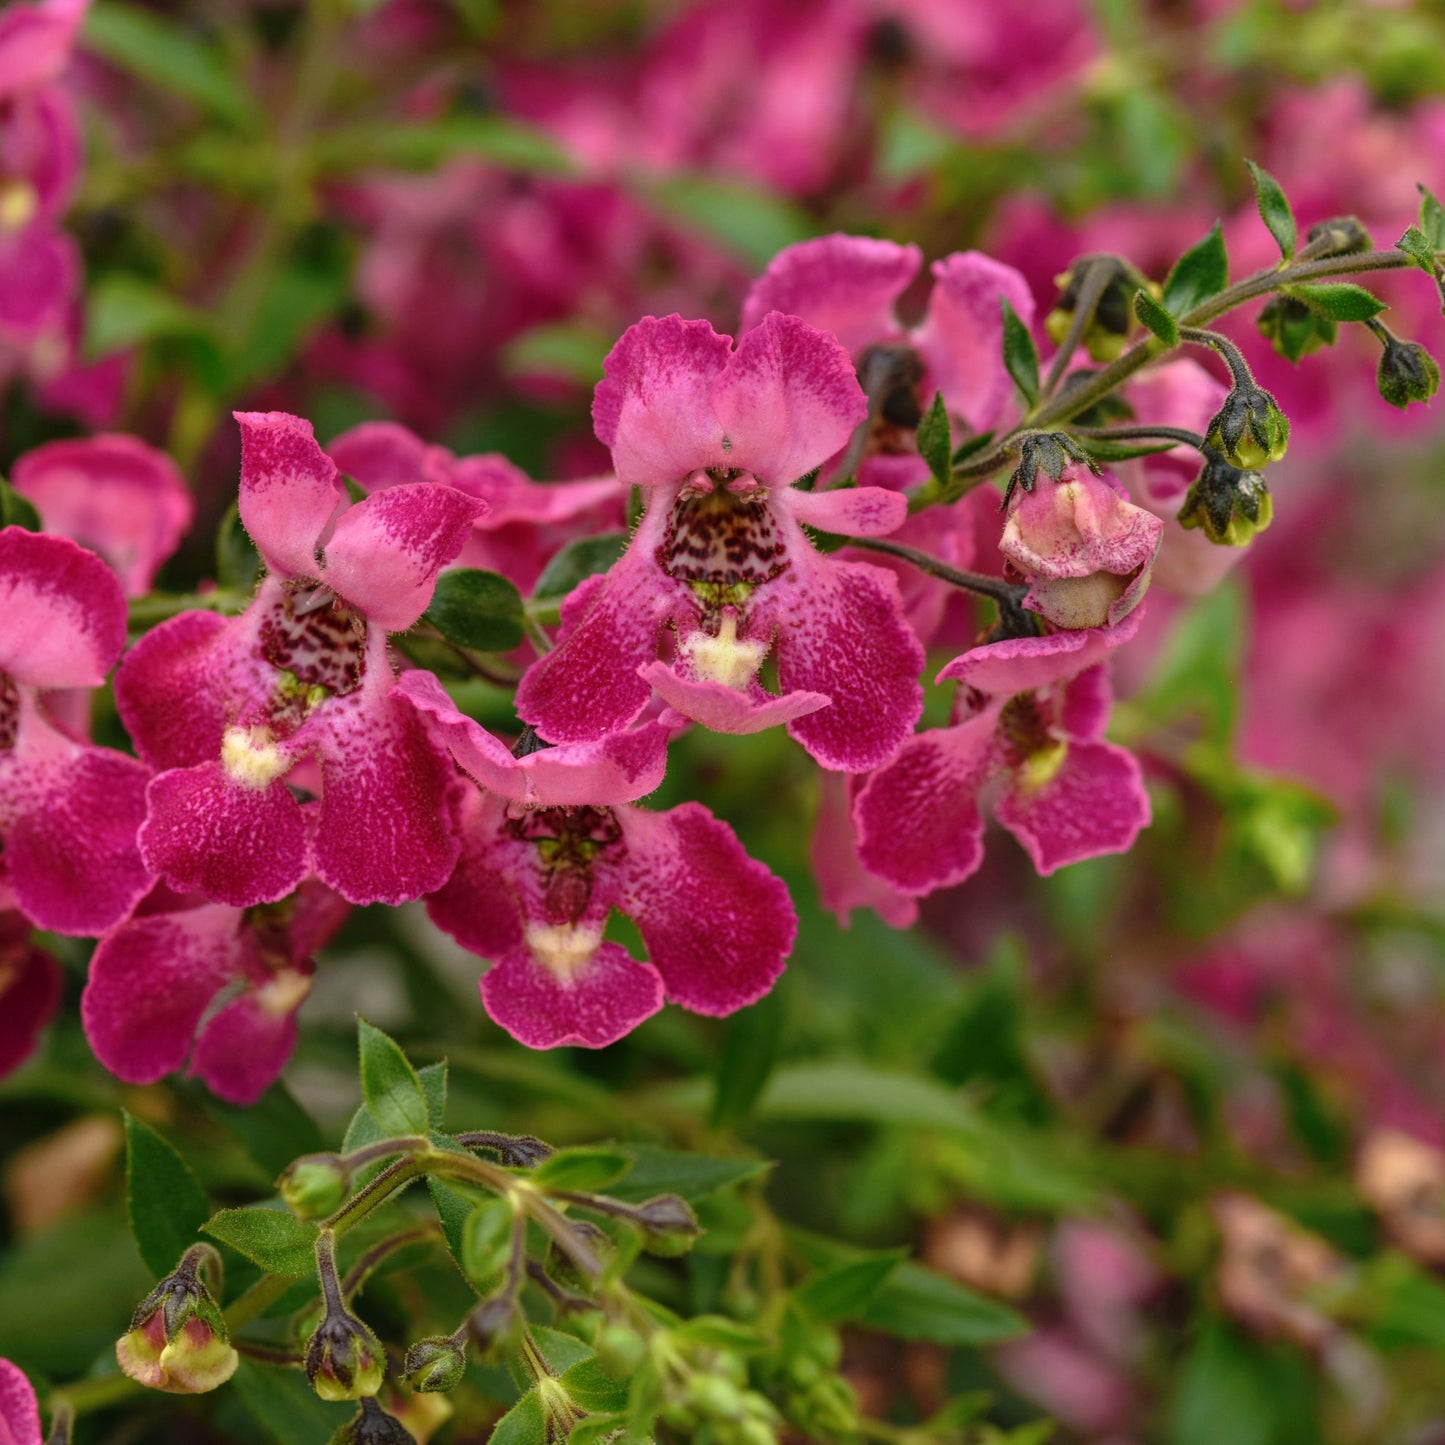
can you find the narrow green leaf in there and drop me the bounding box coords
[417,1061,447,1129]
[1162,222,1229,317]
[673,1317,766,1352]
[0,478,41,532]
[795,1251,905,1323]
[358,1019,430,1138]
[1395,224,1445,315]
[124,1114,210,1278]
[559,1357,631,1411]
[425,568,525,652]
[84,274,210,360]
[569,1417,627,1445]
[532,533,629,601]
[1133,288,1179,346]
[203,1207,318,1276]
[644,174,816,269]
[314,116,572,176]
[215,501,261,593]
[606,1147,770,1204]
[532,1147,632,1193]
[428,1178,473,1268]
[503,322,612,386]
[711,987,783,1131]
[1419,183,1445,249]
[1245,160,1296,259]
[1000,298,1039,407]
[916,390,952,485]
[860,1263,1029,1345]
[1292,282,1386,321]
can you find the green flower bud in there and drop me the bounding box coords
[279,1154,351,1220]
[1305,215,1372,256]
[1204,384,1289,468]
[689,1372,746,1421]
[330,1397,418,1445]
[1377,336,1441,410]
[634,1194,701,1257]
[1045,254,1146,362]
[545,1219,612,1293]
[1177,452,1274,547]
[116,1246,238,1395]
[306,1307,387,1401]
[402,1336,466,1394]
[1256,296,1335,363]
[595,1323,648,1378]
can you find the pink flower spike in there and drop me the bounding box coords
[11,434,194,596]
[0,914,61,1079]
[0,1358,41,1445]
[235,411,343,582]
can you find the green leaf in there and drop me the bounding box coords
[532,533,629,602]
[1292,282,1387,321]
[795,1251,905,1323]
[1162,222,1229,317]
[418,1061,447,1129]
[489,1388,546,1445]
[1419,183,1445,249]
[1000,298,1039,408]
[1245,160,1296,259]
[428,1178,473,1268]
[1133,288,1179,346]
[230,1359,350,1444]
[1173,1319,1315,1445]
[643,174,816,269]
[503,322,612,386]
[860,1263,1028,1345]
[711,987,783,1131]
[315,116,572,176]
[124,1114,210,1278]
[607,1147,771,1204]
[673,1316,766,1351]
[358,1018,430,1138]
[532,1147,632,1193]
[215,501,261,593]
[758,1062,981,1133]
[83,3,259,128]
[569,1417,627,1445]
[204,1084,326,1181]
[425,568,526,652]
[203,1207,318,1276]
[83,274,211,360]
[916,390,952,485]
[559,1357,631,1411]
[0,478,41,532]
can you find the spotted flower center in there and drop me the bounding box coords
[0,672,17,752]
[259,585,367,701]
[999,692,1067,788]
[509,805,623,928]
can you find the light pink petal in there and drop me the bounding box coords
[914,251,1035,432]
[738,235,920,354]
[712,312,867,485]
[328,419,453,492]
[311,685,460,905]
[235,411,342,582]
[0,527,126,687]
[0,0,87,96]
[11,434,193,596]
[853,711,999,895]
[140,763,308,908]
[996,739,1150,874]
[1123,359,1228,505]
[0,922,61,1078]
[192,993,299,1105]
[784,485,907,538]
[938,606,1143,696]
[322,483,488,631]
[810,774,919,930]
[80,905,238,1086]
[0,1358,42,1445]
[5,737,151,935]
[424,789,525,959]
[641,662,828,735]
[469,471,625,529]
[1001,469,1161,580]
[481,941,664,1050]
[592,314,733,487]
[618,802,795,1016]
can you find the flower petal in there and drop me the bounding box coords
[0,1358,41,1445]
[327,419,453,492]
[424,789,525,959]
[738,234,920,354]
[0,920,61,1078]
[641,662,828,735]
[235,410,342,582]
[712,312,867,485]
[810,773,920,930]
[784,485,907,538]
[0,0,87,97]
[192,992,299,1105]
[938,607,1142,697]
[617,802,795,1016]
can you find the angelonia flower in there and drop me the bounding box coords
[115,412,485,910]
[306,1306,387,1402]
[116,1246,238,1395]
[0,1357,42,1445]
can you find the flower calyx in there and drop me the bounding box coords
[1046,253,1152,362]
[1177,449,1274,547]
[1203,382,1290,469]
[1372,324,1441,410]
[278,1152,352,1221]
[999,431,1099,511]
[330,1396,418,1445]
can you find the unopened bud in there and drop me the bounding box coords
[116,1246,237,1395]
[1256,296,1334,362]
[1045,254,1147,362]
[1178,452,1274,547]
[331,1396,417,1445]
[1377,336,1441,410]
[634,1194,700,1257]
[689,1372,746,1421]
[1204,384,1289,468]
[279,1154,351,1220]
[545,1219,612,1293]
[306,1307,386,1401]
[1306,215,1372,256]
[402,1336,466,1394]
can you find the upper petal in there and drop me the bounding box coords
[0,527,126,687]
[938,606,1143,697]
[712,312,867,485]
[783,485,907,538]
[327,419,454,492]
[738,234,921,354]
[0,0,87,97]
[235,411,343,582]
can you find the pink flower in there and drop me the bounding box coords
[81,880,348,1105]
[0,912,60,1078]
[11,434,193,596]
[0,526,151,934]
[0,1357,42,1445]
[810,772,919,930]
[115,412,486,910]
[404,673,793,1048]
[853,614,1149,895]
[1000,463,1162,630]
[515,313,925,773]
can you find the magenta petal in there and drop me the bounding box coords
[618,802,795,1016]
[1060,665,1114,741]
[0,922,61,1078]
[995,739,1150,875]
[810,774,919,930]
[0,0,86,97]
[593,314,733,487]
[395,668,528,801]
[311,688,460,905]
[328,419,452,492]
[322,483,488,631]
[641,661,828,735]
[11,434,193,596]
[938,607,1142,697]
[481,940,664,1049]
[140,764,308,908]
[853,712,997,895]
[0,526,126,687]
[192,993,298,1105]
[784,485,907,539]
[425,790,525,959]
[712,312,866,485]
[915,251,1036,432]
[738,235,920,354]
[235,411,342,581]
[0,1358,41,1445]
[0,224,75,337]
[81,905,238,1085]
[6,745,151,935]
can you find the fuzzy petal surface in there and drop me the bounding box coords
[424,790,526,960]
[938,607,1142,698]
[786,485,908,538]
[642,662,828,735]
[0,921,61,1079]
[0,1358,41,1445]
[191,992,299,1105]
[235,411,342,581]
